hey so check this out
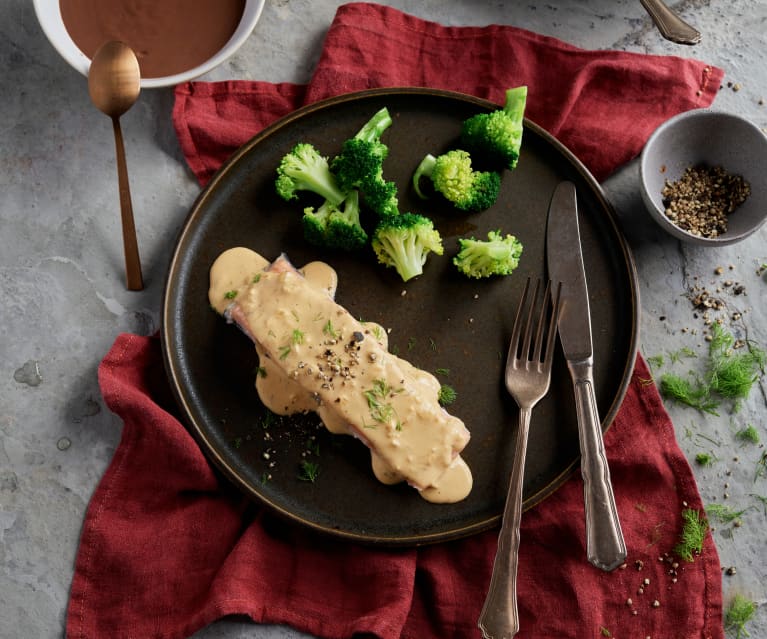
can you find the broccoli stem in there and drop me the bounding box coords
[503,86,527,121]
[354,107,393,143]
[412,154,437,199]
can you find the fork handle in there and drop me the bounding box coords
[569,360,627,572]
[478,407,531,639]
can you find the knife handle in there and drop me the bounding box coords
[569,360,627,572]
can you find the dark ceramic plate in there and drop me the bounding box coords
[162,88,639,546]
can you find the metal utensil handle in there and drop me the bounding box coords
[478,407,531,639]
[640,0,701,45]
[570,360,626,571]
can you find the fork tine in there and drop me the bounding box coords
[508,277,532,362]
[531,280,552,363]
[520,278,541,362]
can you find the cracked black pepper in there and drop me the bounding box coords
[661,165,751,238]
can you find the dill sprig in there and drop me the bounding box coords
[705,503,750,524]
[695,452,717,466]
[736,424,760,444]
[755,452,767,482]
[659,324,765,414]
[298,460,320,482]
[674,508,708,562]
[438,384,457,406]
[659,373,718,414]
[724,594,757,638]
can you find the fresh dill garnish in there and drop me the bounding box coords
[407,336,417,351]
[706,503,750,524]
[724,594,757,639]
[647,354,665,369]
[252,274,261,283]
[291,329,305,345]
[435,367,450,376]
[659,324,765,414]
[668,347,697,364]
[674,508,708,562]
[305,437,320,456]
[755,452,767,482]
[224,289,238,300]
[255,366,267,378]
[438,384,457,406]
[370,324,384,341]
[233,437,242,449]
[291,309,300,323]
[278,344,292,360]
[750,493,767,514]
[599,627,612,637]
[259,410,278,429]
[429,337,437,351]
[322,319,338,339]
[363,378,402,429]
[298,460,320,482]
[695,452,717,466]
[659,374,718,414]
[736,424,760,444]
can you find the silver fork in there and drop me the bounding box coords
[478,278,562,639]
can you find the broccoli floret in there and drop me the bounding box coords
[302,190,367,251]
[331,108,399,216]
[453,230,523,278]
[460,86,527,170]
[276,142,347,205]
[362,179,399,217]
[412,150,500,212]
[372,213,444,282]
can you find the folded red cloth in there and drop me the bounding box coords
[174,3,722,186]
[67,4,726,638]
[67,336,723,639]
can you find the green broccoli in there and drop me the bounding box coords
[302,190,367,251]
[275,142,347,205]
[453,230,523,278]
[362,178,399,217]
[412,150,500,213]
[372,213,444,282]
[331,107,399,216]
[460,86,527,170]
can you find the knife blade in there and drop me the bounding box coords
[546,181,626,572]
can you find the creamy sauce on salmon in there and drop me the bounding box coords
[209,248,472,503]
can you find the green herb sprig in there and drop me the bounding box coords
[658,324,765,415]
[674,508,708,562]
[725,594,757,638]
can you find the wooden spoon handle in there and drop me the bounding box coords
[112,116,143,291]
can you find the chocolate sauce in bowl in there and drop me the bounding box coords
[60,0,246,79]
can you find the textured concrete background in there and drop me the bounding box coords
[1,1,765,637]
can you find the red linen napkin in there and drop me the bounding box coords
[174,3,722,186]
[67,4,726,639]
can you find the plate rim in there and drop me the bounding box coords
[161,87,641,546]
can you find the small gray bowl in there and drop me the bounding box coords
[640,109,767,246]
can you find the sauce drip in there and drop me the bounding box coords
[60,0,246,78]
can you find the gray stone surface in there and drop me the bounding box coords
[2,1,766,637]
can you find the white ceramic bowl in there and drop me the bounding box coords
[640,109,767,246]
[33,0,265,89]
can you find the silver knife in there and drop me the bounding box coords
[546,181,626,572]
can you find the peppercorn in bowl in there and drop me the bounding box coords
[640,109,767,246]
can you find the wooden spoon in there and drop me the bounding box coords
[88,41,144,290]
